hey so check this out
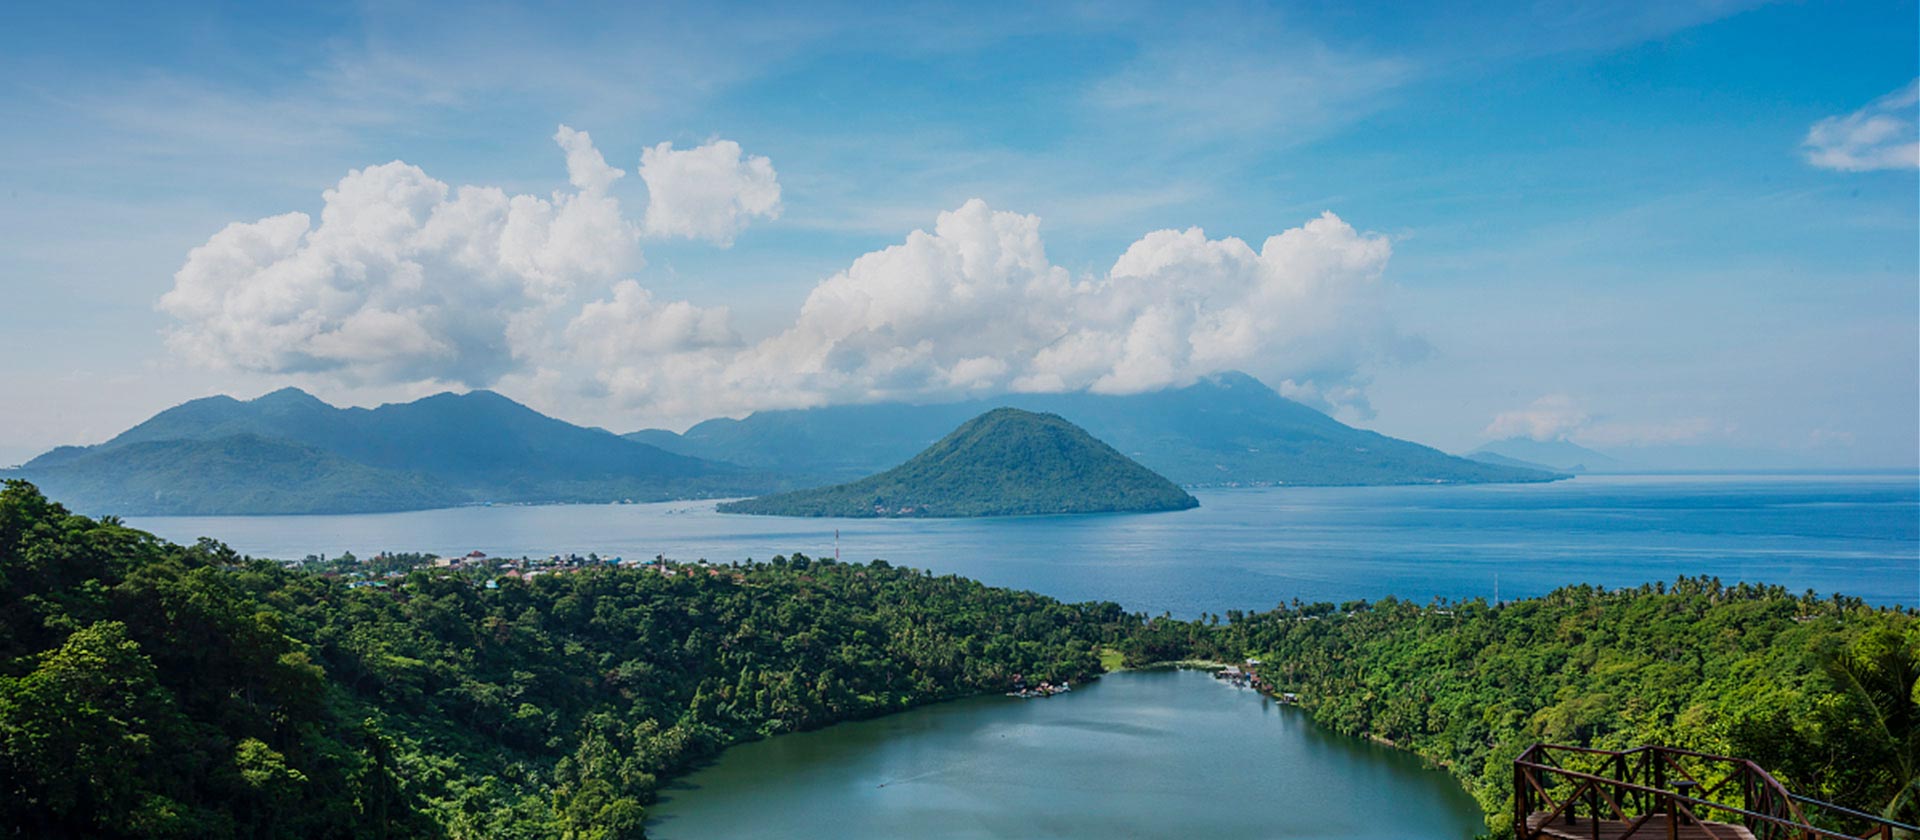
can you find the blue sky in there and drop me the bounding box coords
[1,0,1914,468]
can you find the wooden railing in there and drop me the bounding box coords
[1513,743,1918,840]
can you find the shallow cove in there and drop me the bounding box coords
[645,669,1486,839]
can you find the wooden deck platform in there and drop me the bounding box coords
[1526,812,1759,840]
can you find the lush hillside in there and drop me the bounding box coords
[1122,582,1917,836]
[0,481,1127,838]
[718,408,1200,518]
[636,372,1562,489]
[10,388,769,515]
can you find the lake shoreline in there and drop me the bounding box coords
[645,668,1489,839]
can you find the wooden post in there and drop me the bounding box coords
[1514,762,1529,840]
[1616,753,1630,821]
[1590,782,1601,840]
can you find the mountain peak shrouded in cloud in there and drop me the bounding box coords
[571,199,1409,423]
[155,129,1415,429]
[635,371,1558,489]
[1483,394,1730,455]
[1483,394,1588,442]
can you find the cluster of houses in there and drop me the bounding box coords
[1006,673,1073,699]
[1212,659,1302,704]
[328,549,743,590]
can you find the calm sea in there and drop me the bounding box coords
[131,473,1919,617]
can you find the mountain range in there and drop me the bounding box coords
[719,408,1200,518]
[635,372,1561,489]
[8,388,760,515]
[6,372,1561,516]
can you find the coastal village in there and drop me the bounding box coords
[1006,674,1073,698]
[1212,659,1298,703]
[308,548,747,591]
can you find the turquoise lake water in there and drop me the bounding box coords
[645,668,1488,839]
[132,474,1919,616]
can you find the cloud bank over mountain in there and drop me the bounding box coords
[1485,394,1725,448]
[160,128,1412,425]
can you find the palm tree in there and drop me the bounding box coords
[1824,622,1920,824]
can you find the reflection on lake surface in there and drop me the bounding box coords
[647,668,1486,839]
[131,474,1920,617]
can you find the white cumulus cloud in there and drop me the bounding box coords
[1803,79,1920,172]
[163,130,1412,424]
[1484,394,1588,441]
[160,125,641,385]
[576,199,1404,420]
[639,139,782,246]
[161,127,787,388]
[1485,395,1724,446]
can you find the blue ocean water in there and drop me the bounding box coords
[130,473,1919,617]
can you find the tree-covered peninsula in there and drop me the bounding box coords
[718,408,1200,518]
[2,480,1909,838]
[1120,582,1918,835]
[0,481,1126,839]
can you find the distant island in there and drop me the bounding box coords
[1467,436,1621,473]
[638,371,1565,490]
[718,408,1200,518]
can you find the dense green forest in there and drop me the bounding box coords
[1119,582,1918,834]
[719,408,1199,518]
[3,479,1910,838]
[0,480,1125,838]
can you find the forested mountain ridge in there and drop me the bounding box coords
[718,408,1200,517]
[8,389,766,515]
[635,371,1563,488]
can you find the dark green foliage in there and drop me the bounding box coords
[719,408,1200,518]
[0,481,1126,837]
[1162,582,1917,834]
[7,389,768,515]
[636,371,1563,488]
